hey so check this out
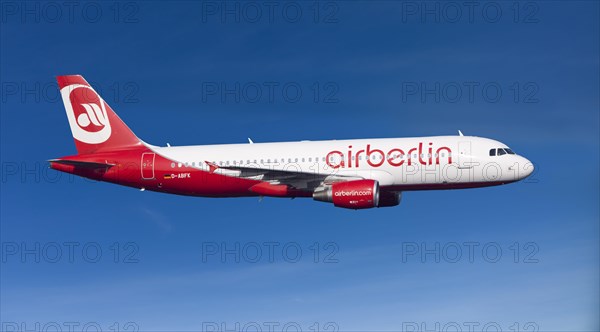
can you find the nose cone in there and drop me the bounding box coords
[521,157,535,180]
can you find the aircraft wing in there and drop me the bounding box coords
[204,161,363,194]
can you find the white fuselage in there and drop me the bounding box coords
[152,135,534,189]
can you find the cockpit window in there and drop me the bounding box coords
[490,147,517,156]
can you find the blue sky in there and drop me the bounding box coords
[1,1,598,330]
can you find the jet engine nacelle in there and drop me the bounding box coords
[312,179,378,209]
[313,179,379,209]
[378,190,402,207]
[313,180,402,209]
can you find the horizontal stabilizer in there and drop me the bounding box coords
[48,159,116,169]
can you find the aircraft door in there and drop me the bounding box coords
[141,152,155,179]
[458,142,472,169]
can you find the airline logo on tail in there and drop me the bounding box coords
[60,84,112,144]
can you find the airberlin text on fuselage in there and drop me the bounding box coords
[326,143,453,169]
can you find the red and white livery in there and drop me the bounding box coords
[50,75,535,209]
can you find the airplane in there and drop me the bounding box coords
[49,75,535,209]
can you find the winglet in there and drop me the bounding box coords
[458,130,464,136]
[248,138,254,144]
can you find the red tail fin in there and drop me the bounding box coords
[57,75,142,154]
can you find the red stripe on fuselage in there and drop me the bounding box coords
[50,147,264,197]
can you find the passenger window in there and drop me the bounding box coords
[497,148,506,156]
[489,149,496,156]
